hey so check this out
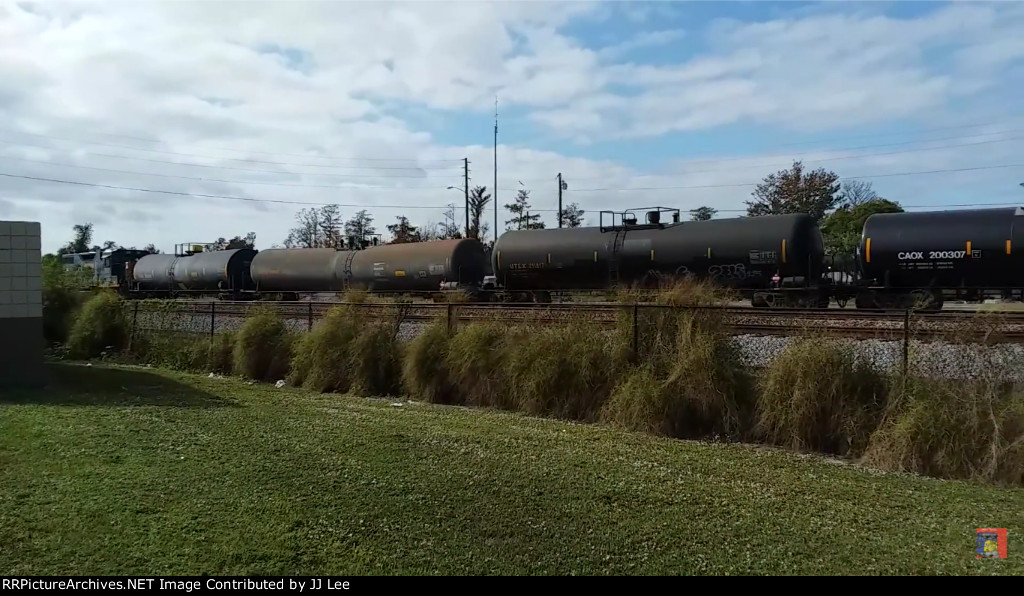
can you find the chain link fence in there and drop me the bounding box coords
[122,300,1024,382]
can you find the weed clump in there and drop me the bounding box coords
[402,319,457,404]
[232,306,294,382]
[66,291,130,359]
[602,307,753,440]
[443,322,517,409]
[288,305,363,392]
[755,337,889,456]
[289,304,406,397]
[863,375,1024,486]
[347,317,404,398]
[505,316,626,420]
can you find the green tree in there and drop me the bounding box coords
[745,161,841,223]
[207,232,256,251]
[559,202,585,228]
[344,209,376,245]
[689,206,717,221]
[56,223,94,255]
[821,197,904,258]
[836,179,878,209]
[387,216,423,243]
[505,189,544,230]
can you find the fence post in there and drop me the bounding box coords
[447,302,453,335]
[632,302,639,360]
[902,307,910,380]
[308,302,313,331]
[210,302,216,340]
[128,301,139,350]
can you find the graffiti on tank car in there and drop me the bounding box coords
[709,263,748,280]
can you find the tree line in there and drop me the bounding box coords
[50,160,900,260]
[279,186,587,248]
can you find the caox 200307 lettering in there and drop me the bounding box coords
[898,250,976,260]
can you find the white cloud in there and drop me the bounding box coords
[533,2,1024,139]
[0,1,1021,255]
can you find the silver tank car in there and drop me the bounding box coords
[131,248,257,294]
[248,239,489,295]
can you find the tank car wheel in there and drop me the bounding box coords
[908,289,943,312]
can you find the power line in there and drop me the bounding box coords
[0,172,460,207]
[0,127,463,163]
[566,163,1024,192]
[0,133,459,171]
[526,131,1024,183]
[7,128,1020,188]
[735,118,1023,151]
[3,163,1023,210]
[0,154,464,185]
[0,140,462,180]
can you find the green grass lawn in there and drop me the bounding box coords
[2,362,1022,575]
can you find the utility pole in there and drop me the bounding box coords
[463,158,470,237]
[557,173,563,228]
[494,96,498,244]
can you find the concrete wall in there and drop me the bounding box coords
[0,220,45,388]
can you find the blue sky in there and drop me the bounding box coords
[1,1,1023,252]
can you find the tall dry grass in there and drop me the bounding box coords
[66,291,130,359]
[862,328,1024,487]
[402,319,458,404]
[600,277,754,440]
[504,314,627,420]
[232,305,295,382]
[288,303,406,397]
[755,335,890,456]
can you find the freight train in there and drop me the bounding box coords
[72,205,1024,311]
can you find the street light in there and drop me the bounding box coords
[447,186,469,237]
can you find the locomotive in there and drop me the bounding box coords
[75,205,1024,311]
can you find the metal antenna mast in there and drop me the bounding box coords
[493,96,498,245]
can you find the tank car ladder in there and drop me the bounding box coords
[341,250,357,292]
[608,228,627,287]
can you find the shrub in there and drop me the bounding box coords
[347,320,404,398]
[401,319,456,403]
[504,316,627,421]
[755,337,889,457]
[289,304,406,397]
[443,322,518,409]
[863,375,1024,487]
[601,312,753,440]
[288,304,364,393]
[208,331,236,375]
[41,258,91,345]
[232,306,294,382]
[66,291,129,359]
